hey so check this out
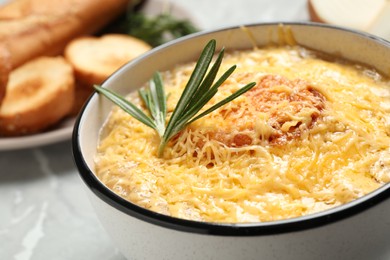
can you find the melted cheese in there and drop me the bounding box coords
[95,45,390,223]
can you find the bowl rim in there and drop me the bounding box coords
[72,21,390,236]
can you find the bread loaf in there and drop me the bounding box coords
[65,34,151,87]
[0,0,131,69]
[0,56,74,136]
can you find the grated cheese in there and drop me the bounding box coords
[95,45,390,223]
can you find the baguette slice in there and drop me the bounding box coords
[0,56,74,136]
[65,34,151,87]
[0,0,130,69]
[0,44,11,106]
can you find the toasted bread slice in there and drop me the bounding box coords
[0,44,11,107]
[0,56,75,136]
[0,0,130,69]
[65,34,151,86]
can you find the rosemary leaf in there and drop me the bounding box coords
[138,88,151,109]
[179,65,236,125]
[94,85,156,130]
[138,73,167,136]
[163,39,216,144]
[185,47,225,109]
[151,72,167,120]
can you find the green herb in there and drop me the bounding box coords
[94,39,256,157]
[124,10,198,47]
[99,1,198,46]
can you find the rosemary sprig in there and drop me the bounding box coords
[124,10,198,47]
[94,39,256,157]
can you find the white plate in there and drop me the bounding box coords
[0,0,200,151]
[0,117,75,151]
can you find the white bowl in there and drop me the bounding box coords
[73,22,390,260]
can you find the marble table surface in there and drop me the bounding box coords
[0,0,308,259]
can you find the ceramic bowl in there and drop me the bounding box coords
[73,22,390,260]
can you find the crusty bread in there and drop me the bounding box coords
[0,56,74,136]
[0,0,131,69]
[0,44,11,107]
[65,34,151,87]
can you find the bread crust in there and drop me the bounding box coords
[307,0,325,23]
[0,44,11,107]
[0,0,130,69]
[69,81,94,116]
[0,56,75,136]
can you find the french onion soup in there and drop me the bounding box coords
[95,45,390,223]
